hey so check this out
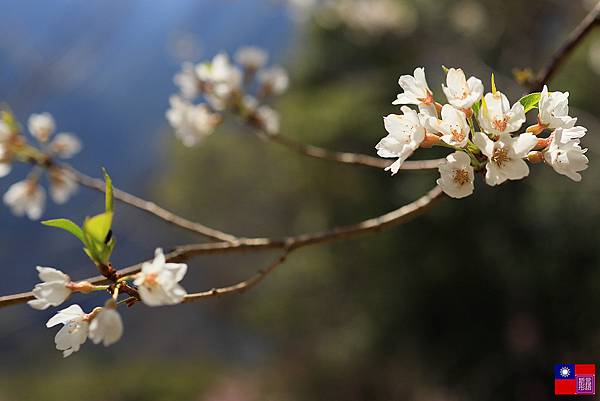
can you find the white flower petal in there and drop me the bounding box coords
[46,304,86,328]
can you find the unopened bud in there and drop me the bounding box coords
[534,136,552,150]
[526,122,547,136]
[420,133,441,148]
[68,280,95,294]
[527,151,544,164]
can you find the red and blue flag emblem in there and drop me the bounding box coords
[555,364,595,395]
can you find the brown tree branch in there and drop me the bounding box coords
[0,185,444,308]
[259,131,444,170]
[63,166,239,243]
[530,1,600,92]
[183,251,289,302]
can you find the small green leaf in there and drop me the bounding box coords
[42,219,85,244]
[518,92,541,113]
[83,212,113,244]
[103,168,113,213]
[442,65,449,74]
[491,73,497,94]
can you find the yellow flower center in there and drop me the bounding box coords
[492,147,510,167]
[453,169,470,185]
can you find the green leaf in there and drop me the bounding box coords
[83,212,113,244]
[103,168,113,213]
[42,219,85,244]
[441,65,449,74]
[518,92,541,113]
[491,73,497,94]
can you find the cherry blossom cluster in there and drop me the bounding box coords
[376,67,589,198]
[30,248,189,357]
[167,46,289,146]
[0,111,81,219]
[29,174,190,357]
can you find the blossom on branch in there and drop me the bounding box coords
[257,66,290,96]
[473,132,537,186]
[88,305,124,347]
[427,104,470,148]
[477,91,525,136]
[28,267,72,310]
[46,304,89,358]
[537,85,577,129]
[166,96,221,147]
[393,68,435,114]
[28,113,56,143]
[543,127,589,182]
[134,248,188,306]
[376,106,426,175]
[442,68,483,110]
[235,46,268,72]
[437,151,474,198]
[3,178,46,220]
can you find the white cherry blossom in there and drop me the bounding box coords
[473,132,537,186]
[88,306,123,346]
[235,46,268,71]
[255,105,280,135]
[3,179,46,219]
[174,62,201,100]
[28,113,56,142]
[166,96,221,147]
[376,106,426,175]
[437,151,474,198]
[196,53,242,109]
[28,266,72,310]
[257,66,289,96]
[134,248,188,306]
[392,67,434,107]
[538,85,577,129]
[442,68,483,110]
[478,91,526,136]
[559,125,586,142]
[46,304,89,358]
[50,133,82,159]
[544,127,589,182]
[427,104,470,147]
[48,168,78,204]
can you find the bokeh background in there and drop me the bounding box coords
[1,0,600,400]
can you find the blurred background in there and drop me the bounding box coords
[1,0,600,400]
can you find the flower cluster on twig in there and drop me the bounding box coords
[0,111,81,219]
[167,47,289,147]
[376,68,589,198]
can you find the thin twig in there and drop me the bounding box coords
[183,251,289,302]
[0,185,444,308]
[64,166,239,243]
[259,132,444,170]
[530,1,600,92]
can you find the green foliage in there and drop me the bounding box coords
[519,92,541,113]
[41,219,85,244]
[42,170,115,265]
[103,167,113,213]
